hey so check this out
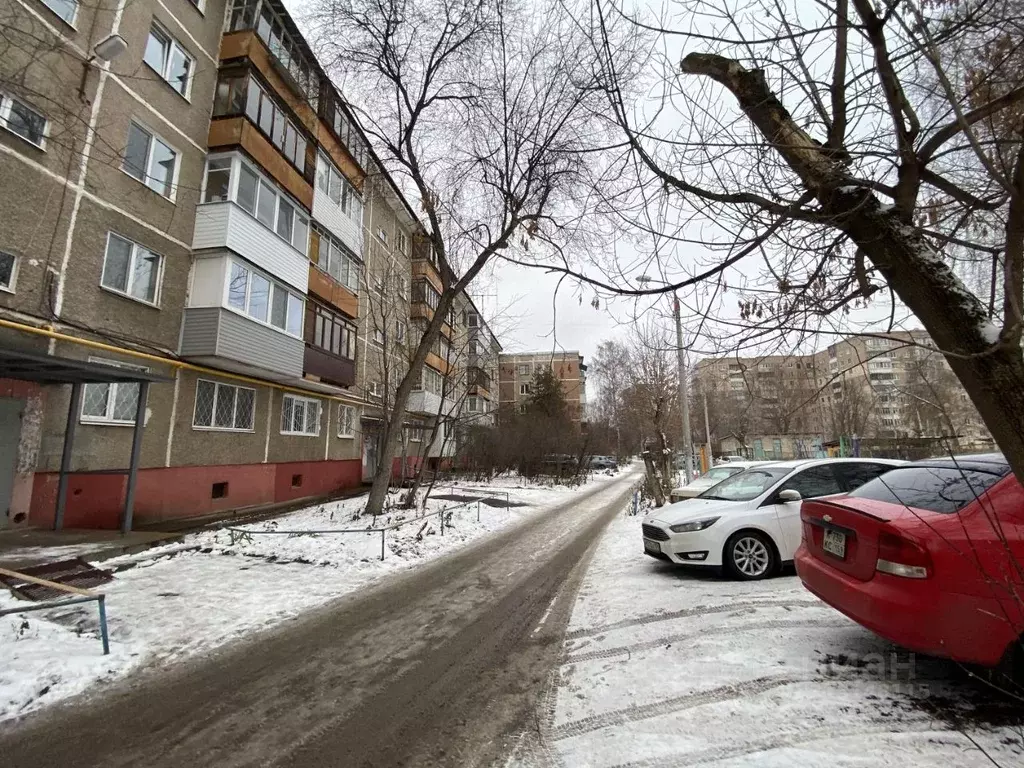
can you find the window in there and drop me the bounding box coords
[40,0,77,24]
[373,326,385,346]
[204,156,309,253]
[396,276,408,302]
[850,466,1005,514]
[395,322,405,343]
[281,394,321,436]
[122,122,177,198]
[316,152,363,225]
[376,227,389,245]
[338,405,356,438]
[367,381,381,398]
[396,231,408,255]
[518,364,531,376]
[408,420,424,442]
[308,303,357,359]
[777,466,843,499]
[193,379,255,431]
[415,366,443,394]
[213,73,308,173]
[81,359,146,425]
[0,251,17,292]
[0,93,47,149]
[100,233,162,305]
[469,340,480,355]
[412,279,440,311]
[323,94,369,169]
[520,383,531,395]
[468,396,480,413]
[226,260,303,336]
[468,313,479,328]
[312,226,362,292]
[144,25,194,96]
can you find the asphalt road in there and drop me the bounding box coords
[0,472,638,768]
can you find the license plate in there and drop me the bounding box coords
[823,529,846,559]
[644,539,661,554]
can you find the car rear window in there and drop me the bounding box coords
[848,466,1004,514]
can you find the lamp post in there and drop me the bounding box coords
[637,275,694,483]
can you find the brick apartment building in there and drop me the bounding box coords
[0,0,497,530]
[497,351,587,423]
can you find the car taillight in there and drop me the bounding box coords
[876,529,931,579]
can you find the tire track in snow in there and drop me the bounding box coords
[599,719,947,768]
[563,599,823,641]
[563,617,851,665]
[549,676,798,741]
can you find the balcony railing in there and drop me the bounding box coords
[303,344,355,388]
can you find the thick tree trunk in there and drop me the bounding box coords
[681,52,1024,484]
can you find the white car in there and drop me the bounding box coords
[642,458,904,580]
[670,460,769,501]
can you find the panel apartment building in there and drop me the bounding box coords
[0,0,490,530]
[498,351,587,423]
[695,331,993,457]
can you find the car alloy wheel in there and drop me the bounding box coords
[728,533,773,579]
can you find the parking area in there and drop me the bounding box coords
[513,512,1024,768]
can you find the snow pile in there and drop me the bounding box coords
[0,469,631,722]
[509,511,1024,767]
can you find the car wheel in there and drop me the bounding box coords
[724,531,777,580]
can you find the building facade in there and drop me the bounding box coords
[497,351,587,422]
[695,331,993,458]
[0,0,494,530]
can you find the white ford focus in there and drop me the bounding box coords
[641,458,904,580]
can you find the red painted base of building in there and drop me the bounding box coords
[30,459,364,529]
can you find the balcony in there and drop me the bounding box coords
[308,266,358,318]
[193,201,308,292]
[303,344,355,388]
[407,389,443,416]
[180,307,303,379]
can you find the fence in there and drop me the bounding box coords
[0,566,110,654]
[222,498,487,562]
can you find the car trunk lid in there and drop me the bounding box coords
[801,497,930,581]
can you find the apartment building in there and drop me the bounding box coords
[498,351,587,423]
[465,304,500,427]
[0,0,494,530]
[694,331,993,453]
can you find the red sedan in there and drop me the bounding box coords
[795,454,1024,679]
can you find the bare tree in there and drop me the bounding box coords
[309,0,618,514]
[551,0,1024,480]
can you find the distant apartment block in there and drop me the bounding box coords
[498,351,587,422]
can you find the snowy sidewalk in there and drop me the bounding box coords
[512,510,1023,768]
[0,470,632,722]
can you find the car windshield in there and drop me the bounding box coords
[697,467,789,502]
[702,467,738,482]
[849,466,1005,514]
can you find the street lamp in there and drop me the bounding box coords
[637,275,694,483]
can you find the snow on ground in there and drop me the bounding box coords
[0,470,632,722]
[510,510,1024,768]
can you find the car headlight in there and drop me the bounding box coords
[669,517,720,533]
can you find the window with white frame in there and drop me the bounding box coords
[520,383,531,395]
[395,321,405,344]
[227,259,304,337]
[337,405,356,438]
[312,225,361,292]
[316,151,363,225]
[468,313,479,328]
[408,421,424,442]
[281,394,321,436]
[203,155,309,254]
[0,251,18,292]
[396,231,408,256]
[367,380,381,398]
[101,233,162,305]
[0,93,47,149]
[517,364,531,376]
[186,0,204,10]
[415,366,443,395]
[40,0,77,25]
[143,24,194,97]
[372,326,385,346]
[81,359,147,424]
[468,339,480,355]
[122,122,177,198]
[396,275,408,301]
[376,227,389,245]
[468,396,480,413]
[193,379,255,431]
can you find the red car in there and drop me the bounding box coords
[795,454,1024,680]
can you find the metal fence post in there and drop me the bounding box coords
[380,529,386,561]
[97,595,110,655]
[477,500,481,522]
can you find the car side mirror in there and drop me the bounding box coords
[777,489,802,503]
